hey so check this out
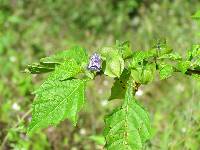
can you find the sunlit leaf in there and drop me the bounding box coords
[102,49,124,78]
[177,61,191,74]
[131,63,156,84]
[40,46,88,67]
[159,64,174,79]
[158,53,182,60]
[88,135,105,145]
[28,79,85,135]
[152,39,173,56]
[49,59,82,80]
[104,82,152,150]
[116,41,132,59]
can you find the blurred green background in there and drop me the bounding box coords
[0,0,200,149]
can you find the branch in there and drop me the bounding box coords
[186,69,200,75]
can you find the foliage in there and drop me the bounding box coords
[26,40,200,149]
[104,82,152,150]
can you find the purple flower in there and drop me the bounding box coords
[88,53,101,72]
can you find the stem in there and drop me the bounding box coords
[173,68,200,76]
[186,69,200,75]
[0,109,32,150]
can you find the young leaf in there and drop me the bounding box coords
[102,50,124,78]
[25,63,55,74]
[131,63,156,84]
[158,53,182,60]
[104,82,152,150]
[50,59,82,80]
[109,69,130,100]
[176,61,191,74]
[116,41,132,59]
[152,39,173,56]
[28,79,85,135]
[187,45,200,60]
[40,46,88,67]
[192,74,200,81]
[159,64,174,80]
[130,50,156,68]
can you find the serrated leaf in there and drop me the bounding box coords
[28,58,85,135]
[109,69,130,100]
[40,46,88,67]
[177,61,191,74]
[104,82,152,150]
[49,59,82,80]
[159,64,174,80]
[26,63,55,74]
[28,79,85,135]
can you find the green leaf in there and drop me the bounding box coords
[158,53,182,60]
[104,82,152,150]
[49,59,82,80]
[109,69,130,100]
[40,46,88,67]
[25,63,55,74]
[192,10,200,20]
[177,61,191,74]
[131,63,156,84]
[27,46,88,74]
[116,41,132,59]
[192,74,200,81]
[131,51,147,67]
[152,39,173,56]
[187,45,200,61]
[130,50,156,68]
[102,49,124,78]
[100,47,115,60]
[159,64,174,80]
[28,79,85,135]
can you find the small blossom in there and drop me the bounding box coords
[12,103,20,111]
[71,147,78,150]
[88,53,101,72]
[136,89,143,97]
[181,127,186,133]
[101,99,108,107]
[9,56,16,62]
[79,128,86,135]
[28,117,32,122]
[176,83,185,92]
